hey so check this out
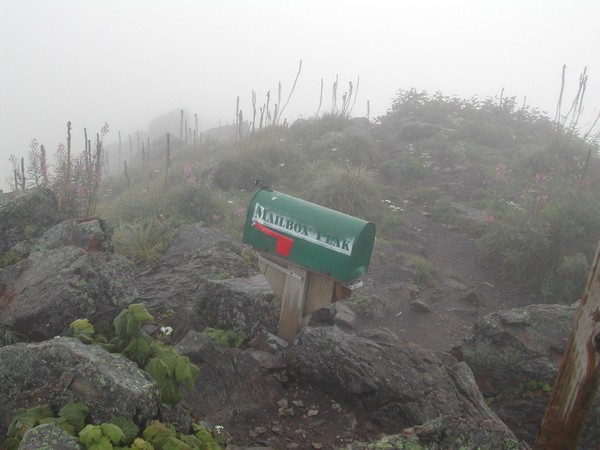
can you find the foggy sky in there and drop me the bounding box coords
[1,0,599,191]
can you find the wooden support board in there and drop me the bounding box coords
[277,265,308,342]
[258,253,352,341]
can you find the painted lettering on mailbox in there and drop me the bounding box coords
[253,203,353,255]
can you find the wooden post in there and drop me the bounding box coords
[258,253,352,341]
[534,241,600,449]
[277,265,308,342]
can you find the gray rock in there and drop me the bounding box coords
[451,303,576,395]
[452,303,600,448]
[0,337,160,443]
[0,246,136,341]
[136,226,278,341]
[18,423,83,450]
[0,187,63,261]
[37,217,114,253]
[175,331,286,431]
[287,325,516,444]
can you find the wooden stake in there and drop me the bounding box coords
[277,265,308,342]
[534,241,600,449]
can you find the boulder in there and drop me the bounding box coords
[286,325,519,447]
[451,303,600,449]
[175,331,286,433]
[136,226,278,341]
[450,303,575,395]
[0,245,136,341]
[0,187,63,261]
[0,337,160,445]
[18,423,83,450]
[36,217,114,253]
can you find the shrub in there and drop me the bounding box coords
[112,216,177,265]
[301,166,385,221]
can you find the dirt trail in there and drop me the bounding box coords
[361,212,543,352]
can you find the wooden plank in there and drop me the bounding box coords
[534,241,600,449]
[277,265,308,342]
[303,272,335,317]
[258,257,286,302]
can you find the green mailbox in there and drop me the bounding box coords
[242,188,375,283]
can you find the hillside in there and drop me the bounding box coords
[95,89,600,333]
[3,88,600,449]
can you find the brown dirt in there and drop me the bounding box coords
[361,211,543,353]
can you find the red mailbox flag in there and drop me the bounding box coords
[253,222,294,256]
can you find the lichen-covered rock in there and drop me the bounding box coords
[136,226,278,341]
[37,217,114,253]
[286,325,518,446]
[0,187,63,262]
[18,423,84,450]
[175,331,286,431]
[0,338,160,446]
[451,303,576,395]
[366,416,523,450]
[451,303,600,449]
[0,246,136,341]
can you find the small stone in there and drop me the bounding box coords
[311,444,323,449]
[271,424,285,435]
[285,407,296,416]
[292,400,304,408]
[248,430,258,438]
[331,401,341,412]
[277,398,289,409]
[307,408,319,417]
[254,426,267,435]
[410,299,431,312]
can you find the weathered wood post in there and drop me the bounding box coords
[534,241,600,449]
[242,187,375,341]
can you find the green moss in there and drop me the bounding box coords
[0,250,22,268]
[486,380,552,405]
[366,434,425,449]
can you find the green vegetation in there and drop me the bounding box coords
[71,304,199,404]
[7,67,599,310]
[351,290,374,319]
[0,326,22,347]
[202,327,247,348]
[5,400,224,450]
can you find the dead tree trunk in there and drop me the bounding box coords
[534,241,600,449]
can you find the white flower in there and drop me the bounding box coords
[160,326,173,336]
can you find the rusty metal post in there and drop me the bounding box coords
[534,241,600,449]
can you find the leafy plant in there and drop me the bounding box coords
[202,327,247,348]
[5,400,89,450]
[111,304,199,404]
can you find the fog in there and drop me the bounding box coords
[1,0,599,191]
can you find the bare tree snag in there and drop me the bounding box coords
[534,241,600,449]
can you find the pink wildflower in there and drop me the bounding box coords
[483,214,495,224]
[536,193,548,206]
[535,173,546,183]
[212,214,221,222]
[496,164,507,176]
[234,207,246,217]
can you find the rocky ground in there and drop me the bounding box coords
[221,208,545,449]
